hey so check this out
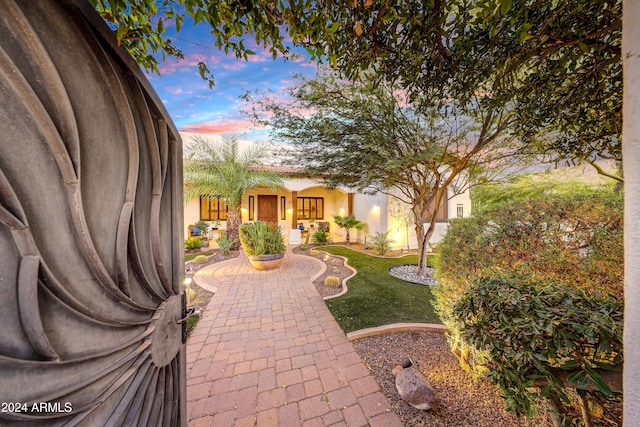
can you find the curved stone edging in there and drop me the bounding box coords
[312,250,357,301]
[306,253,328,283]
[184,253,217,270]
[318,244,423,259]
[346,323,449,341]
[191,252,246,294]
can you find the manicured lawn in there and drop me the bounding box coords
[318,246,441,333]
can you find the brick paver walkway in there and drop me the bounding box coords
[186,248,403,426]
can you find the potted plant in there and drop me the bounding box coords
[239,221,286,270]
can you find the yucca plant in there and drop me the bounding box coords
[370,231,392,255]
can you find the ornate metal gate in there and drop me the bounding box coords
[0,0,186,425]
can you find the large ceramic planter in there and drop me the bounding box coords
[247,253,285,270]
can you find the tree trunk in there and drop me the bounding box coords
[226,207,242,250]
[417,222,435,277]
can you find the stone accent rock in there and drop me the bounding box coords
[393,359,436,410]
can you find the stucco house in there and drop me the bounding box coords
[183,155,471,249]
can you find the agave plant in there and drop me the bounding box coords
[238,221,285,257]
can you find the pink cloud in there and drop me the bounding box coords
[180,118,259,134]
[222,61,248,71]
[158,60,189,75]
[158,52,220,75]
[165,86,185,95]
[247,54,270,63]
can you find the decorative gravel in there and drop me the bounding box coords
[352,331,546,427]
[292,245,352,298]
[389,264,437,286]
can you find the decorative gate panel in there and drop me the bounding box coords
[0,0,186,425]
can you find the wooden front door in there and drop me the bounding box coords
[258,195,279,224]
[0,1,186,425]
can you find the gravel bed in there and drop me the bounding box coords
[292,245,352,298]
[388,264,437,286]
[352,331,545,427]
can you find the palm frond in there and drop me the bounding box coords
[183,135,284,208]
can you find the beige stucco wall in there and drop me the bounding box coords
[184,181,472,248]
[183,179,351,243]
[350,188,472,249]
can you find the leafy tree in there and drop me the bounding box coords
[95,1,620,175]
[89,0,295,88]
[284,0,622,175]
[332,215,367,245]
[471,171,610,215]
[183,135,283,249]
[247,71,521,276]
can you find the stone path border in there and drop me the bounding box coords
[346,323,448,341]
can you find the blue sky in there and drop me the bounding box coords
[145,19,318,142]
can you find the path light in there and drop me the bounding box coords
[183,277,193,305]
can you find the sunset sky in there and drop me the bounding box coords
[146,19,318,143]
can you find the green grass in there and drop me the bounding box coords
[186,313,200,337]
[185,252,214,262]
[318,246,441,333]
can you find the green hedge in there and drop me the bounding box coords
[454,276,622,417]
[435,189,623,422]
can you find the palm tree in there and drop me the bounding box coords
[184,135,284,250]
[333,215,367,244]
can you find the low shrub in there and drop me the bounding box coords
[370,231,392,255]
[435,189,623,423]
[324,276,342,288]
[309,249,320,256]
[312,227,332,245]
[454,276,622,421]
[193,255,209,265]
[185,237,203,250]
[217,230,236,257]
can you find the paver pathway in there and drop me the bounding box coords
[186,248,403,426]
